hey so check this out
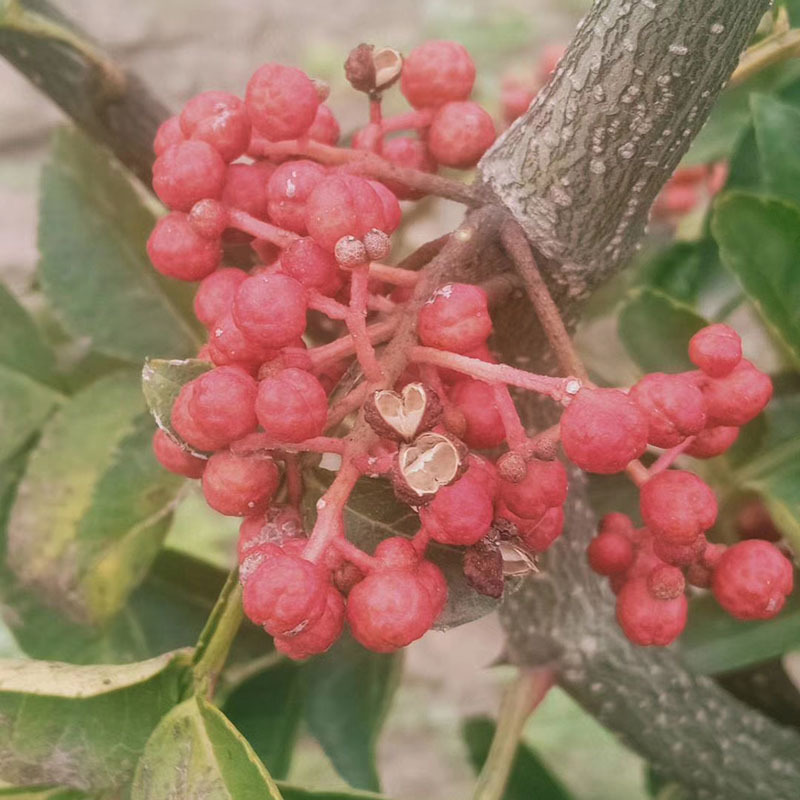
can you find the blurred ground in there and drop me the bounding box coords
[0,1,651,797]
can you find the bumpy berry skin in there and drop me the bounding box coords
[401,40,476,109]
[171,382,228,452]
[273,585,345,659]
[712,540,794,620]
[685,425,739,459]
[375,536,420,569]
[652,534,707,567]
[307,103,341,145]
[193,268,247,328]
[640,470,718,545]
[700,360,773,427]
[153,115,185,156]
[221,161,274,220]
[616,577,688,646]
[647,564,686,600]
[599,512,637,540]
[188,366,258,444]
[233,273,308,348]
[238,505,304,561]
[449,379,505,449]
[427,101,496,168]
[147,212,221,281]
[419,467,494,546]
[512,505,565,552]
[245,63,320,141]
[417,284,492,353]
[587,530,634,575]
[689,323,742,378]
[560,388,648,474]
[629,372,706,448]
[201,451,280,516]
[255,368,329,442]
[179,91,251,162]
[418,560,448,619]
[499,459,567,520]
[152,140,227,211]
[243,549,328,635]
[188,199,229,239]
[368,181,403,232]
[208,310,276,369]
[267,160,327,235]
[381,137,437,199]
[305,174,398,251]
[278,238,342,296]
[152,429,206,478]
[346,569,436,653]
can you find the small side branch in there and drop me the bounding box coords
[500,220,588,382]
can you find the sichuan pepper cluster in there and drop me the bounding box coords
[145,39,793,659]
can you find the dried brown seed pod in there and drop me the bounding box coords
[364,382,442,442]
[463,537,504,598]
[344,43,376,93]
[391,430,468,506]
[344,44,403,95]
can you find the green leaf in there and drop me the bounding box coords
[38,128,201,363]
[0,283,62,461]
[0,283,58,388]
[462,716,574,800]
[683,60,800,166]
[681,593,800,675]
[131,695,283,800]
[302,634,400,792]
[304,470,503,630]
[5,548,267,667]
[713,192,800,363]
[276,784,386,800]
[730,392,800,551]
[0,650,191,792]
[617,288,707,374]
[635,241,717,305]
[223,660,304,779]
[6,371,183,625]
[751,94,800,207]
[142,358,212,449]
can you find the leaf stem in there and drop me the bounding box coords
[472,667,556,800]
[192,567,245,698]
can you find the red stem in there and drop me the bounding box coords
[307,317,399,369]
[648,437,696,478]
[491,384,529,451]
[368,261,420,287]
[226,207,300,249]
[409,346,579,403]
[333,536,380,573]
[304,458,362,563]
[345,264,384,382]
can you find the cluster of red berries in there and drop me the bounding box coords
[585,325,791,645]
[147,39,792,660]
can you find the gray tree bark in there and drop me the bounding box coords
[481,0,767,299]
[478,2,800,798]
